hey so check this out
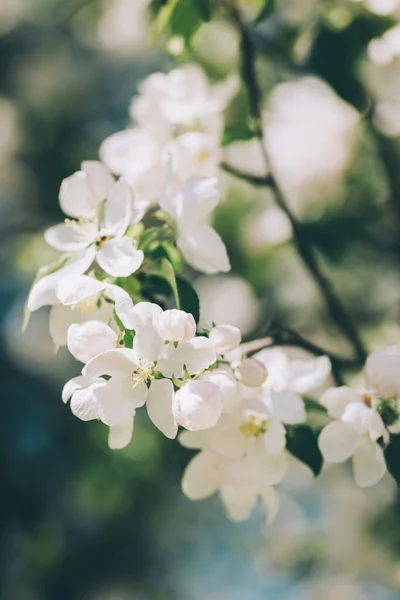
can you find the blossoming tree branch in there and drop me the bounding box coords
[26,0,400,523]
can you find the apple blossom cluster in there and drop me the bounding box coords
[25,63,400,525]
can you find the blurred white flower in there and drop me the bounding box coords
[96,0,150,56]
[264,77,358,214]
[195,275,261,334]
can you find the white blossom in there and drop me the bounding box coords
[161,173,230,274]
[209,324,242,355]
[44,162,145,278]
[173,379,223,431]
[235,357,268,388]
[155,308,196,342]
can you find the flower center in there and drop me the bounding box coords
[240,415,268,439]
[65,217,98,239]
[131,360,154,389]
[95,234,111,248]
[195,148,210,163]
[71,295,99,315]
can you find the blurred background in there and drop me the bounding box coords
[1,0,400,598]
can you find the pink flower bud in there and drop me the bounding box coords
[235,358,267,388]
[173,380,223,431]
[209,324,242,355]
[156,309,196,342]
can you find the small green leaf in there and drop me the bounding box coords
[384,434,400,487]
[176,276,200,323]
[221,120,254,146]
[255,0,276,23]
[159,258,180,308]
[193,0,211,21]
[286,424,323,477]
[303,396,327,414]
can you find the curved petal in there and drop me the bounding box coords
[62,375,98,403]
[146,379,178,439]
[369,409,385,442]
[108,414,135,450]
[287,356,332,394]
[318,421,359,463]
[220,485,258,522]
[102,179,132,238]
[341,402,371,435]
[59,171,96,219]
[70,380,107,421]
[56,275,106,306]
[178,176,219,225]
[269,391,306,424]
[158,336,216,378]
[177,224,230,275]
[320,386,363,419]
[44,223,91,252]
[67,321,118,363]
[352,437,387,487]
[365,345,400,399]
[27,247,96,312]
[264,418,287,455]
[49,304,79,347]
[96,237,144,277]
[82,160,114,208]
[260,486,279,524]
[94,377,146,426]
[181,451,220,500]
[83,348,140,380]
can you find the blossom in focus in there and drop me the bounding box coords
[161,173,230,275]
[318,346,400,487]
[44,161,145,277]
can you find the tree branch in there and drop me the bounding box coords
[227,2,368,365]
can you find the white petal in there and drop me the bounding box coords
[49,304,76,347]
[365,345,400,399]
[27,247,96,312]
[352,437,387,487]
[269,390,306,424]
[67,321,118,363]
[287,355,332,394]
[369,409,385,442]
[56,275,106,306]
[341,402,372,435]
[96,237,144,277]
[115,295,136,329]
[181,452,220,500]
[108,414,135,450]
[102,179,132,238]
[70,380,107,421]
[177,224,230,274]
[158,336,216,378]
[318,421,359,463]
[320,386,363,419]
[134,325,165,363]
[220,485,258,522]
[208,325,241,355]
[178,176,220,225]
[44,223,91,252]
[146,379,178,439]
[83,348,139,380]
[62,375,97,403]
[173,380,223,431]
[260,486,279,524]
[59,171,96,219]
[264,419,287,455]
[200,366,241,413]
[94,377,146,426]
[82,160,114,207]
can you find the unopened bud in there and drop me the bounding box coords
[156,309,196,342]
[235,358,267,388]
[209,324,242,355]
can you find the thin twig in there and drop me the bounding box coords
[221,162,271,187]
[227,2,368,366]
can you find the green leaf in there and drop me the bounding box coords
[286,424,323,476]
[221,120,254,146]
[153,0,209,45]
[159,258,180,308]
[176,276,200,323]
[255,0,276,23]
[302,396,327,414]
[147,241,183,271]
[384,434,400,487]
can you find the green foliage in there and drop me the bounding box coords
[176,275,200,323]
[384,434,400,488]
[254,0,276,23]
[221,120,254,146]
[286,424,323,477]
[153,0,211,45]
